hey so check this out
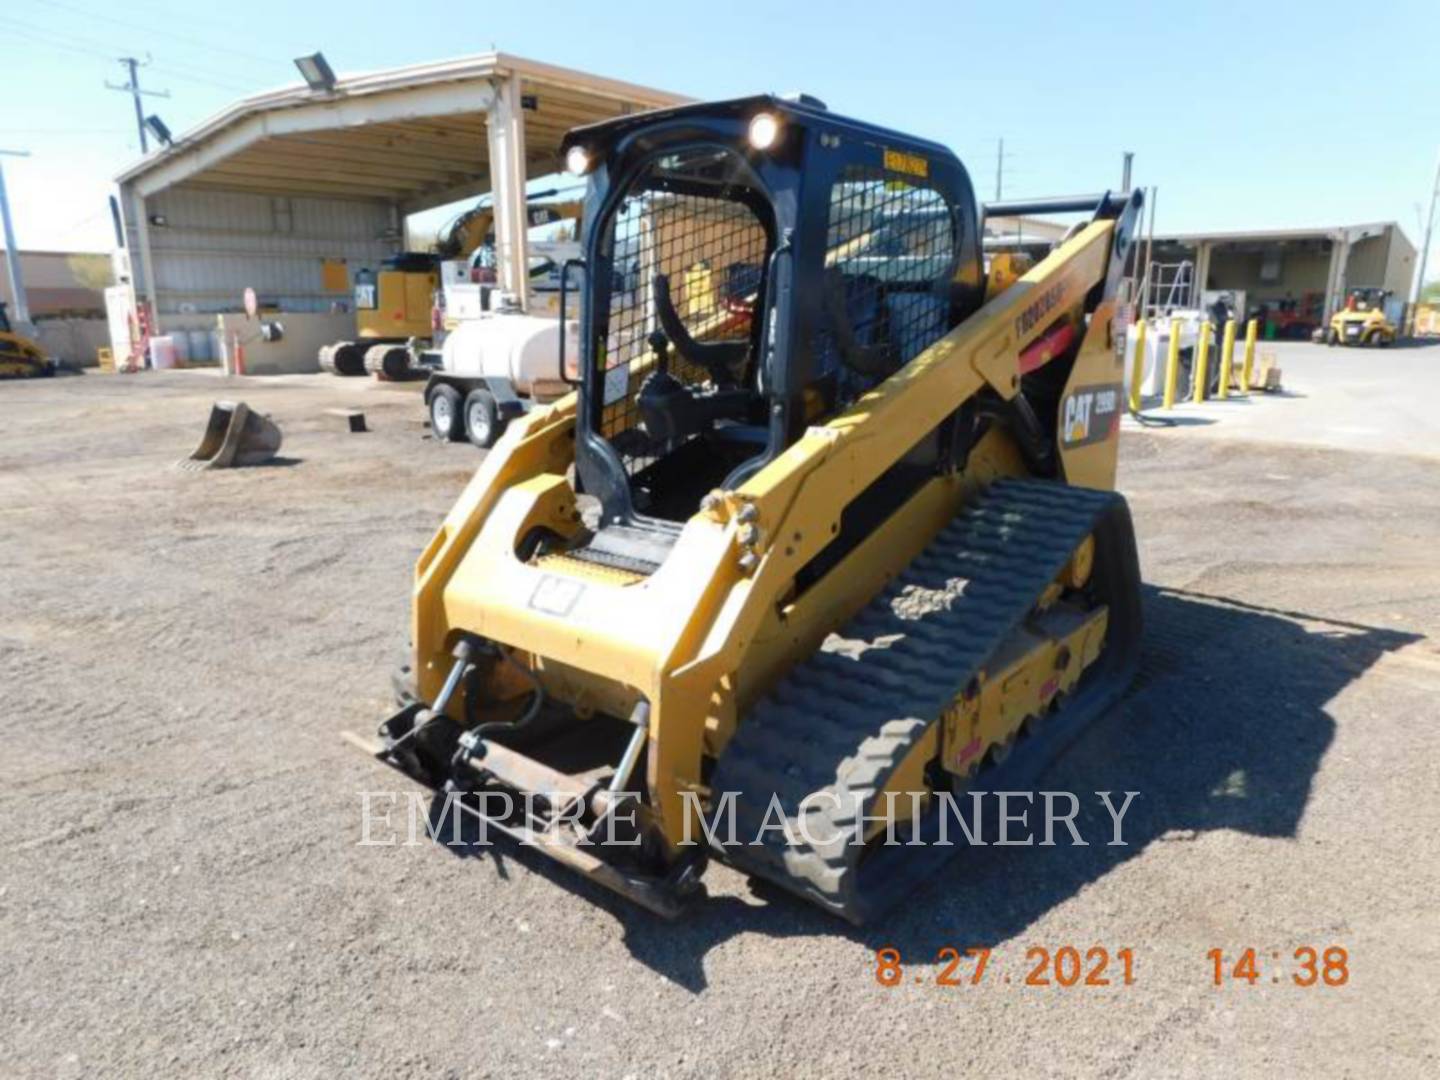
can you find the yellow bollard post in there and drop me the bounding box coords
[1128,318,1147,413]
[1162,318,1182,409]
[1240,318,1257,393]
[1192,321,1211,404]
[1218,318,1236,399]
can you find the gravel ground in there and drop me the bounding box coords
[2,367,1437,1078]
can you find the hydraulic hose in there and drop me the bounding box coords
[452,645,546,773]
[473,645,546,740]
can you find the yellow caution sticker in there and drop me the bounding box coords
[883,148,929,179]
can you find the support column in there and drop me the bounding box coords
[1193,241,1212,305]
[1322,234,1348,321]
[387,201,403,253]
[131,188,161,335]
[485,72,530,312]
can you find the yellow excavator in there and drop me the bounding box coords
[433,194,584,266]
[350,95,1144,923]
[0,301,53,379]
[318,253,439,378]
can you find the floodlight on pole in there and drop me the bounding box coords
[144,114,173,148]
[105,57,169,154]
[294,52,337,92]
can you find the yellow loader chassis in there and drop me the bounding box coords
[356,93,1149,922]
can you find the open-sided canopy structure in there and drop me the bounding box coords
[116,53,687,213]
[113,53,689,333]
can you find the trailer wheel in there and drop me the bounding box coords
[464,388,504,449]
[428,384,464,442]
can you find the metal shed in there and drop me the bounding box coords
[111,52,688,369]
[1146,222,1417,337]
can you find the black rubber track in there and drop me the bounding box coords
[319,342,367,377]
[364,345,411,380]
[709,478,1142,924]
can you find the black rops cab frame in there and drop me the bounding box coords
[560,95,984,565]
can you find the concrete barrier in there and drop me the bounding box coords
[215,312,357,375]
[33,318,110,368]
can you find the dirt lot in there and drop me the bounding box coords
[2,360,1438,1077]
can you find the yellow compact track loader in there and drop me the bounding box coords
[352,96,1144,923]
[0,301,53,379]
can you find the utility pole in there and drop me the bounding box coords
[990,138,1018,201]
[1413,148,1439,309]
[106,57,169,153]
[0,149,33,328]
[1138,185,1157,319]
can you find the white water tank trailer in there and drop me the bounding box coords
[424,310,580,449]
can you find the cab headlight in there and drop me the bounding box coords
[747,112,782,151]
[565,145,594,176]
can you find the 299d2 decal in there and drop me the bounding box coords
[1060,382,1123,449]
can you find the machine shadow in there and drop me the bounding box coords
[428,585,1418,993]
[611,585,1419,990]
[1130,413,1217,427]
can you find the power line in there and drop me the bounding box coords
[29,0,291,69]
[0,18,115,61]
[0,127,119,135]
[1,16,257,93]
[121,0,286,47]
[146,62,254,95]
[52,206,110,241]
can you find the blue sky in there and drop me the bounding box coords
[1,0,1436,289]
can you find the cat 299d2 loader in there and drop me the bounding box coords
[349,95,1144,924]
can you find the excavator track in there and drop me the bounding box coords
[710,478,1141,924]
[319,342,367,377]
[363,343,413,380]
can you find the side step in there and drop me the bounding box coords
[709,478,1142,924]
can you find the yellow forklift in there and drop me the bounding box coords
[1326,287,1397,347]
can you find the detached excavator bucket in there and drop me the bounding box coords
[178,401,282,470]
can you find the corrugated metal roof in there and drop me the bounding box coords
[115,52,691,208]
[1154,222,1402,245]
